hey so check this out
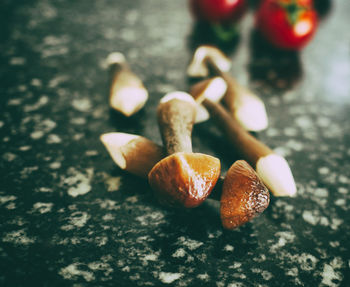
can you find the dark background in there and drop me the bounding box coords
[0,0,349,286]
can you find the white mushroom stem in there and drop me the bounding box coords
[221,74,268,132]
[107,52,148,117]
[100,132,164,178]
[190,77,228,124]
[187,45,231,78]
[202,98,296,197]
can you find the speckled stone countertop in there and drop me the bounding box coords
[1,0,349,286]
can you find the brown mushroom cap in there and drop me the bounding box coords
[220,160,270,230]
[148,152,221,208]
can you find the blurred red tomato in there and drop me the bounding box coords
[256,0,318,50]
[189,0,247,23]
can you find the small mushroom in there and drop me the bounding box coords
[199,98,296,197]
[148,92,221,208]
[100,132,269,229]
[218,73,268,131]
[187,45,268,131]
[192,77,228,124]
[100,132,165,179]
[107,52,148,117]
[187,45,231,78]
[220,160,270,230]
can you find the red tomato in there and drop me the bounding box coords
[190,0,247,23]
[256,0,318,50]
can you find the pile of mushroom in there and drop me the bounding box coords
[101,46,297,230]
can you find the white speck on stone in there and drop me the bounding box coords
[85,150,98,156]
[334,199,345,206]
[224,244,234,252]
[61,211,90,231]
[38,187,53,193]
[320,217,330,226]
[338,175,349,184]
[197,273,210,281]
[261,270,273,280]
[126,196,138,203]
[157,83,177,94]
[10,57,26,65]
[8,98,22,106]
[23,95,49,112]
[338,187,347,194]
[286,267,298,277]
[3,152,17,162]
[286,139,304,151]
[136,212,165,226]
[298,253,318,271]
[105,176,121,192]
[283,127,298,137]
[125,9,139,24]
[172,248,186,258]
[48,75,69,88]
[143,254,158,261]
[266,128,279,137]
[102,213,115,221]
[64,168,94,197]
[318,167,330,175]
[6,202,16,209]
[47,134,62,144]
[0,195,17,204]
[302,210,319,225]
[177,236,203,250]
[268,96,280,106]
[42,119,56,131]
[122,266,130,272]
[158,272,182,284]
[2,229,35,245]
[231,262,242,269]
[59,263,95,282]
[49,162,61,169]
[87,261,113,276]
[315,188,328,198]
[70,117,87,125]
[73,133,84,141]
[227,282,245,287]
[330,218,343,230]
[30,130,44,139]
[329,241,340,248]
[30,78,42,87]
[271,231,295,250]
[72,98,91,112]
[19,146,31,151]
[32,202,53,214]
[295,116,314,130]
[321,258,343,287]
[273,146,291,157]
[316,117,331,128]
[120,28,136,42]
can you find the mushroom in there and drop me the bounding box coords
[187,45,268,131]
[100,132,270,229]
[148,92,221,208]
[100,132,165,179]
[107,52,148,116]
[187,45,231,78]
[195,97,296,197]
[216,73,268,132]
[220,160,270,230]
[192,77,228,124]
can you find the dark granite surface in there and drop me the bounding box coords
[1,0,349,286]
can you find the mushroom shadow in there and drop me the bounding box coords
[248,29,303,92]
